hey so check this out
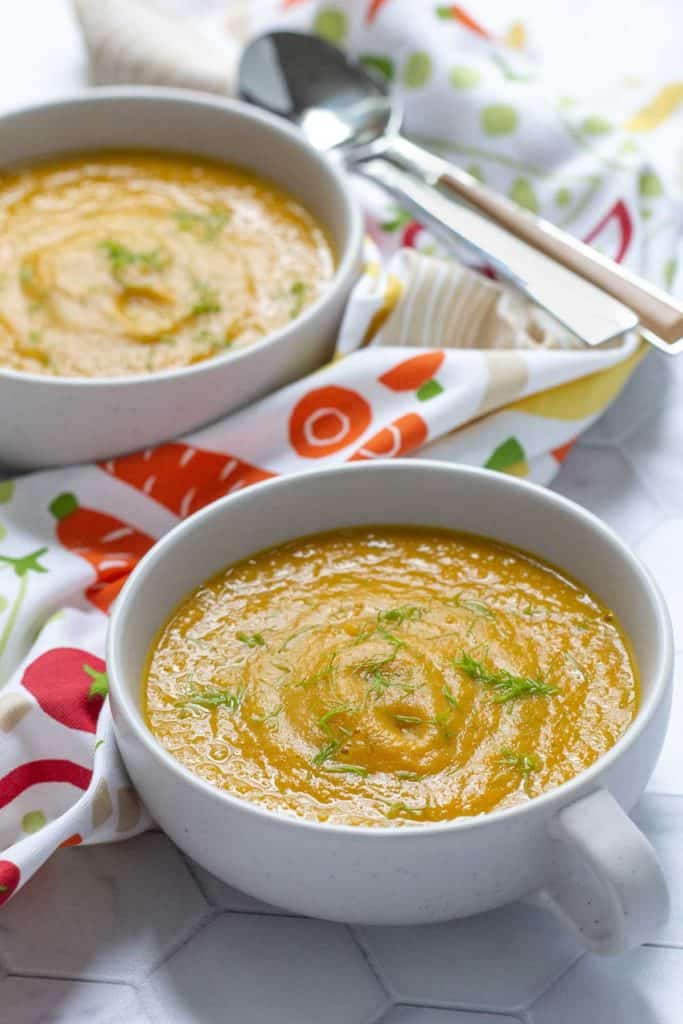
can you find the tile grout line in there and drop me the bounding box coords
[348,926,397,1007]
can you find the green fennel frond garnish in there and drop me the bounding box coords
[385,800,427,819]
[175,686,245,710]
[391,713,428,726]
[289,280,307,318]
[442,684,460,709]
[190,280,221,316]
[236,631,266,648]
[396,771,423,781]
[318,704,354,738]
[312,738,342,766]
[99,240,168,281]
[296,655,337,689]
[377,605,423,626]
[323,763,368,777]
[252,704,283,724]
[454,652,557,704]
[455,595,495,618]
[500,748,539,776]
[172,207,231,242]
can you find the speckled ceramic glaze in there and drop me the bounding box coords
[107,461,673,954]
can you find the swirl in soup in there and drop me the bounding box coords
[0,152,334,377]
[144,527,639,826]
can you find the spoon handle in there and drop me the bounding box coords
[357,157,638,348]
[378,136,683,351]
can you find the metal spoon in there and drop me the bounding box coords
[239,31,683,353]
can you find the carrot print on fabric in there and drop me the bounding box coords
[379,352,445,391]
[290,386,372,457]
[551,439,577,464]
[350,412,428,459]
[22,648,108,734]
[435,5,490,37]
[101,443,275,519]
[49,493,155,613]
[366,0,391,23]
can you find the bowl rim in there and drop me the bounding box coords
[106,459,674,838]
[0,85,364,388]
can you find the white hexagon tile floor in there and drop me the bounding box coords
[2,3,683,1021]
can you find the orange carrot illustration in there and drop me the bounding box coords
[350,412,428,460]
[435,5,490,37]
[367,0,391,22]
[290,386,372,458]
[100,443,275,518]
[49,493,155,613]
[379,352,445,392]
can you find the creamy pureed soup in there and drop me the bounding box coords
[144,527,639,827]
[0,152,334,377]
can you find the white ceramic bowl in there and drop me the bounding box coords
[0,87,363,470]
[107,461,673,955]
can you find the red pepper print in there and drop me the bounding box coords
[0,860,20,906]
[100,443,275,519]
[22,648,108,734]
[583,200,632,264]
[50,493,155,613]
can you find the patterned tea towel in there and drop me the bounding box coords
[1,0,682,904]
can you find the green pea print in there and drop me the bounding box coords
[481,104,518,136]
[359,54,395,83]
[313,8,347,45]
[467,164,485,183]
[485,436,526,473]
[403,52,432,88]
[639,170,663,198]
[581,115,612,135]
[416,379,444,401]
[555,187,571,208]
[509,177,539,213]
[664,259,677,291]
[22,810,46,834]
[0,481,14,504]
[449,66,481,89]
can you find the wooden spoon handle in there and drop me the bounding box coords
[383,136,683,347]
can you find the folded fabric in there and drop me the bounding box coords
[3,0,679,904]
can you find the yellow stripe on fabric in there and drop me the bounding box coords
[361,273,404,346]
[625,83,683,132]
[508,343,646,421]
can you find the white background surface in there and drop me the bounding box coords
[1,2,682,1021]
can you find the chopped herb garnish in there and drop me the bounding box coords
[252,704,283,723]
[194,329,233,351]
[19,265,34,286]
[236,631,266,648]
[289,280,307,318]
[190,280,221,316]
[172,207,231,242]
[455,595,495,618]
[396,770,423,781]
[377,605,423,626]
[175,686,245,710]
[454,652,557,703]
[312,738,342,766]
[385,800,426,819]
[391,713,428,726]
[99,239,168,281]
[442,684,460,709]
[324,763,368,777]
[319,704,354,737]
[500,748,539,776]
[296,655,337,689]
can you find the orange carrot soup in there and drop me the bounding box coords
[143,527,639,826]
[0,152,334,377]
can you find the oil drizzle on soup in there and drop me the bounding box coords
[144,527,639,826]
[0,152,334,377]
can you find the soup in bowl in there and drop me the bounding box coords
[107,461,672,953]
[0,88,362,468]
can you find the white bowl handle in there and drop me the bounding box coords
[530,788,669,955]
